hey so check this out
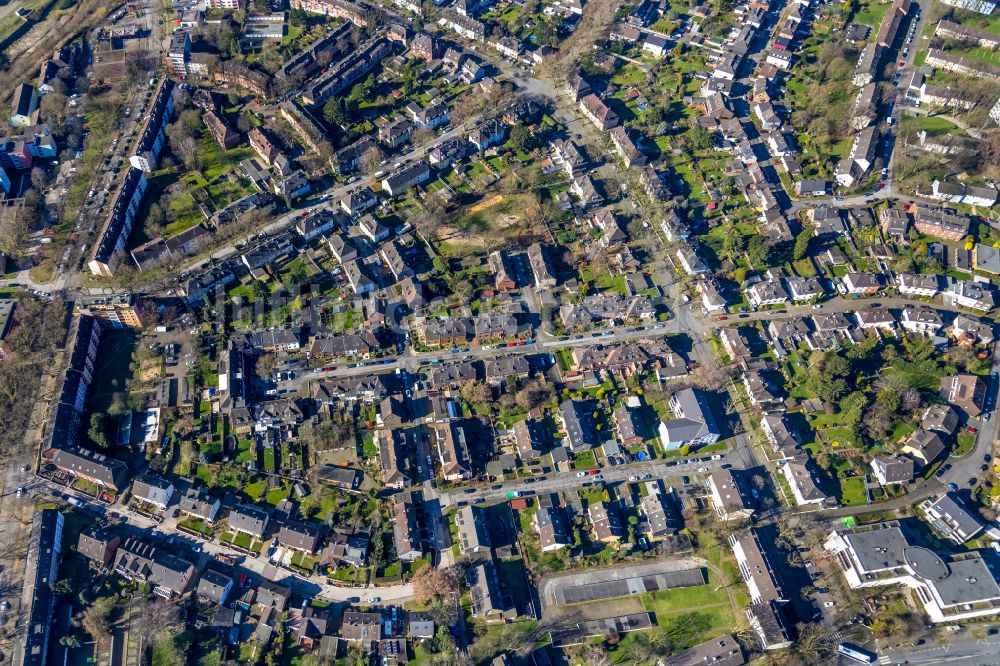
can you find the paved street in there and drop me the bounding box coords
[288,293,976,387]
[885,636,1000,665]
[436,450,749,508]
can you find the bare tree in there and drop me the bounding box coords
[132,597,182,641]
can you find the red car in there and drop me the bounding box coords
[967,426,979,434]
[587,469,600,476]
[718,316,728,321]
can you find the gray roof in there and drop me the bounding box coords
[277,520,323,552]
[47,447,129,491]
[228,504,271,536]
[131,474,173,506]
[558,400,597,451]
[197,568,233,605]
[872,456,914,484]
[113,537,193,594]
[661,634,745,666]
[933,555,1000,607]
[455,505,491,553]
[467,561,502,616]
[842,525,909,573]
[921,404,959,435]
[661,388,719,443]
[733,529,784,602]
[925,493,984,543]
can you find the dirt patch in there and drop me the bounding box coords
[542,596,644,622]
[139,359,161,383]
[464,193,504,215]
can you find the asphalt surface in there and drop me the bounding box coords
[885,636,1000,665]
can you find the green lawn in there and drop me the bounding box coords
[0,13,24,41]
[900,114,963,136]
[854,0,889,28]
[956,431,977,456]
[571,450,598,470]
[839,476,869,506]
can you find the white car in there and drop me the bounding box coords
[697,467,708,472]
[366,597,381,603]
[628,475,639,481]
[576,471,587,477]
[823,601,835,608]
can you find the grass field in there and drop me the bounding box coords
[854,0,889,28]
[839,476,869,506]
[900,113,963,136]
[0,13,25,42]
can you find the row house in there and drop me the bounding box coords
[471,312,522,344]
[913,206,970,241]
[897,273,939,297]
[944,280,995,312]
[901,306,944,336]
[579,94,619,131]
[930,179,998,208]
[926,48,1000,80]
[432,421,472,480]
[746,278,789,308]
[842,272,880,295]
[419,317,470,347]
[308,332,381,360]
[835,126,878,187]
[609,127,646,168]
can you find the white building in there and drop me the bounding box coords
[901,307,943,336]
[940,0,996,14]
[826,522,1000,623]
[897,273,940,297]
[746,280,789,307]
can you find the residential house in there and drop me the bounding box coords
[178,488,220,522]
[228,504,271,538]
[277,520,323,553]
[392,491,424,561]
[780,456,828,506]
[534,506,570,551]
[870,456,915,485]
[825,522,1000,623]
[901,307,943,336]
[921,493,985,544]
[198,569,234,606]
[897,273,939,297]
[588,502,624,544]
[940,374,986,418]
[558,400,598,452]
[708,469,753,520]
[922,404,959,435]
[579,94,619,130]
[76,527,121,567]
[455,505,491,554]
[114,537,196,598]
[901,430,946,467]
[658,388,720,450]
[432,421,472,480]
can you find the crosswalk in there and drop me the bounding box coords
[879,655,893,665]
